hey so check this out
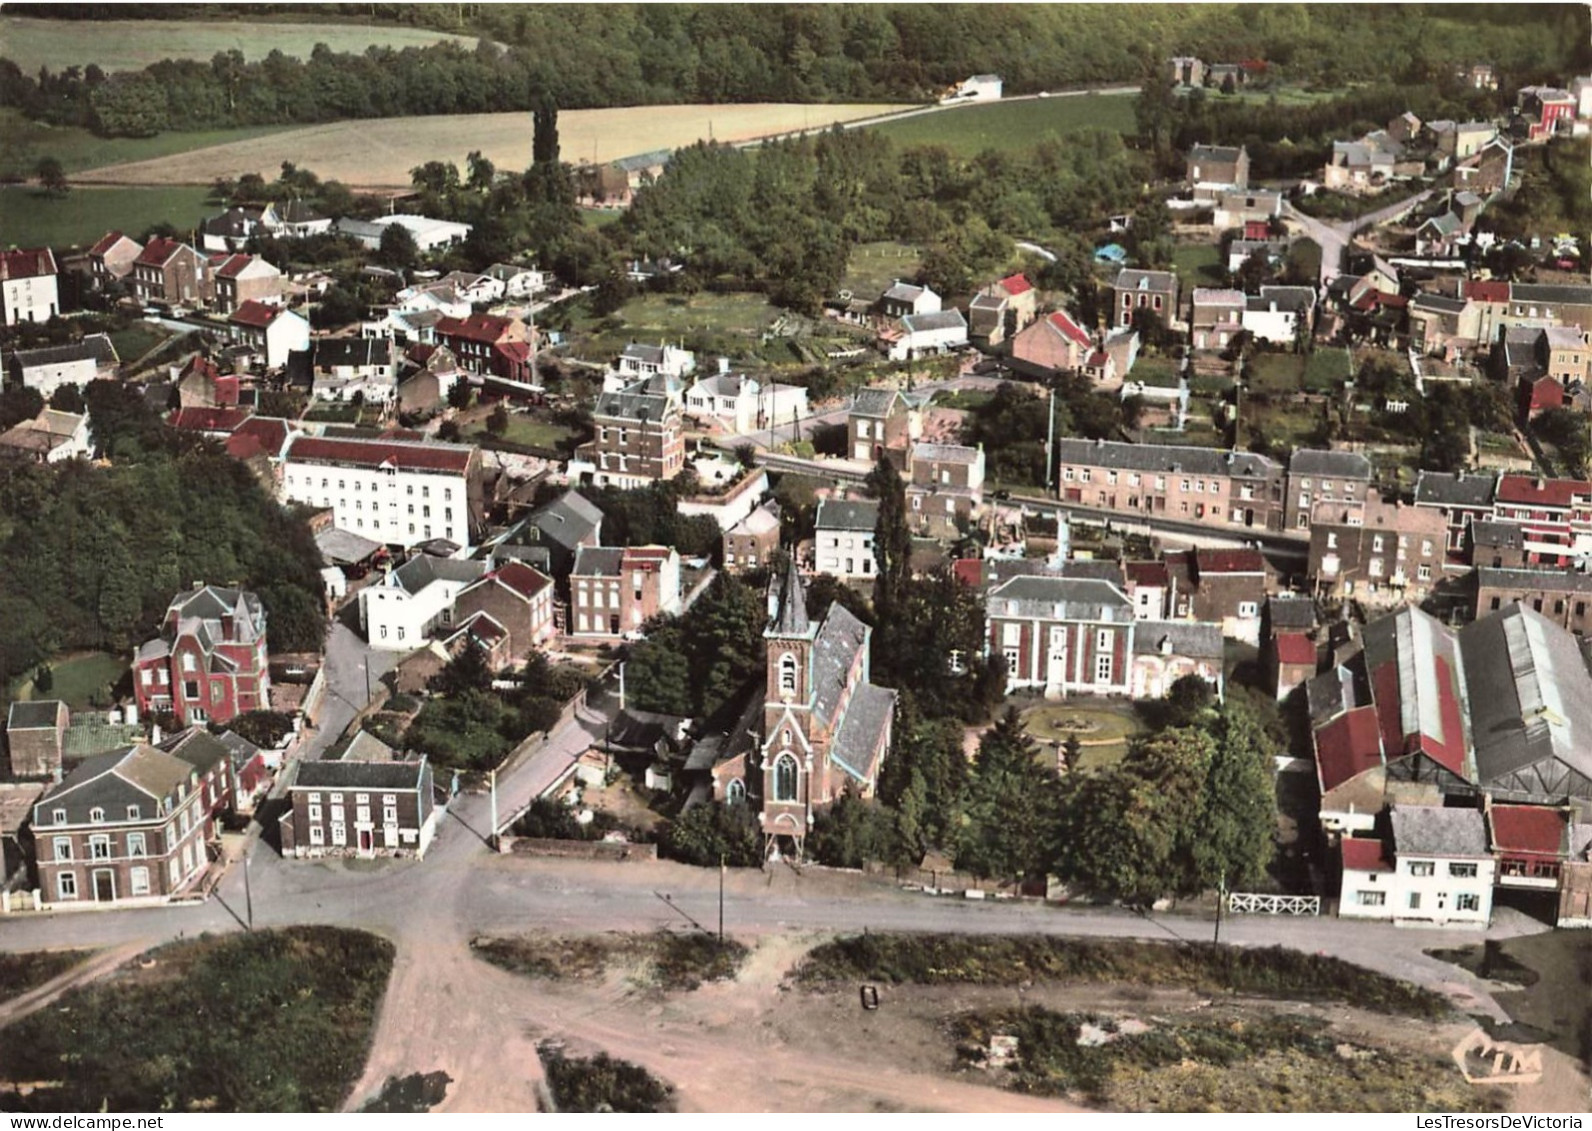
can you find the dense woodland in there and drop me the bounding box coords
[2,5,1587,137]
[0,382,328,687]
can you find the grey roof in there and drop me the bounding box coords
[485,262,538,281]
[829,681,896,783]
[816,499,879,533]
[1289,449,1372,480]
[393,554,487,595]
[527,490,604,552]
[1419,213,1462,237]
[1135,620,1224,660]
[316,338,393,368]
[157,727,231,775]
[612,148,672,173]
[1414,470,1497,509]
[293,758,428,791]
[315,526,383,566]
[988,576,1132,621]
[1052,438,1281,480]
[1189,143,1245,165]
[1511,283,1592,306]
[969,293,1007,311]
[881,281,929,303]
[572,546,625,577]
[900,310,966,334]
[811,603,870,730]
[593,388,671,424]
[215,729,263,767]
[39,744,193,819]
[691,372,754,397]
[851,387,905,418]
[1477,567,1592,594]
[10,334,118,370]
[1056,560,1125,584]
[8,700,63,730]
[1267,595,1317,630]
[1453,190,1483,208]
[911,442,980,465]
[1391,805,1489,857]
[620,343,666,365]
[1411,292,1469,315]
[1113,269,1177,294]
[1470,521,1524,550]
[1258,285,1317,309]
[1459,604,1592,795]
[768,556,811,637]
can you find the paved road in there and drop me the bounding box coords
[1284,189,1435,288]
[299,621,397,761]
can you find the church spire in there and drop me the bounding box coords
[767,554,810,637]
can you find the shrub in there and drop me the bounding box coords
[538,1046,675,1113]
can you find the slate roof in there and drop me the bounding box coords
[593,388,672,424]
[769,556,811,637]
[392,554,486,595]
[881,281,930,303]
[325,730,399,762]
[1390,805,1489,857]
[1135,620,1224,660]
[816,499,879,533]
[1267,595,1317,631]
[829,681,896,783]
[8,700,64,730]
[1188,143,1245,165]
[525,490,603,551]
[1056,560,1125,585]
[851,387,905,418]
[900,309,966,334]
[1477,566,1592,594]
[1470,521,1524,550]
[1052,438,1280,480]
[1113,268,1177,294]
[293,759,428,791]
[572,546,626,577]
[315,527,383,566]
[38,745,193,822]
[158,727,232,776]
[9,334,118,370]
[988,576,1132,621]
[1290,449,1372,480]
[1414,470,1497,509]
[1511,283,1592,306]
[911,442,980,465]
[316,337,393,368]
[811,603,870,730]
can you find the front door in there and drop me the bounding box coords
[1046,628,1068,694]
[93,869,116,902]
[358,828,373,855]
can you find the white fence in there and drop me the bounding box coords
[1226,892,1321,916]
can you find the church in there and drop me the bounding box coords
[709,559,897,859]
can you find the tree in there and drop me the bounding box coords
[1164,673,1216,728]
[954,709,1060,881]
[659,802,762,867]
[1188,699,1278,894]
[867,455,911,620]
[466,149,496,192]
[35,156,67,197]
[432,637,492,698]
[33,664,53,694]
[447,378,473,411]
[532,92,561,166]
[378,223,420,272]
[0,386,44,431]
[409,160,460,196]
[438,419,463,442]
[809,789,900,867]
[486,402,510,436]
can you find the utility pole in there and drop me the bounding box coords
[718,854,725,944]
[1044,385,1057,492]
[243,853,254,931]
[1213,874,1226,944]
[489,768,498,851]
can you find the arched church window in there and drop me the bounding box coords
[779,652,799,696]
[726,778,746,805]
[774,753,799,802]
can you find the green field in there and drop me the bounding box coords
[0,184,211,249]
[840,240,924,300]
[469,415,583,454]
[866,93,1137,157]
[0,17,483,73]
[0,109,297,180]
[10,651,128,710]
[1022,702,1146,771]
[1172,242,1224,287]
[571,291,787,362]
[1127,354,1182,387]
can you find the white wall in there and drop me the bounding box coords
[281,462,471,550]
[815,527,876,579]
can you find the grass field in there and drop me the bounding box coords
[468,415,582,454]
[10,651,128,710]
[73,103,910,189]
[1022,702,1145,770]
[1171,242,1225,287]
[1127,355,1182,387]
[0,17,484,73]
[0,108,296,181]
[571,291,785,362]
[0,950,94,1005]
[840,240,924,300]
[0,184,211,249]
[865,93,1137,158]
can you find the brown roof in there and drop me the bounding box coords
[89,231,134,257]
[492,560,552,600]
[285,435,474,473]
[436,313,519,343]
[0,248,57,280]
[171,406,252,433]
[135,236,189,268]
[229,300,278,328]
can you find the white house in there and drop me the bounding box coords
[228,302,310,370]
[5,334,119,397]
[616,342,696,383]
[337,214,472,253]
[0,248,59,326]
[814,498,879,580]
[944,74,1002,102]
[684,367,810,434]
[485,263,546,300]
[358,556,487,650]
[280,434,478,551]
[392,283,472,320]
[0,408,92,463]
[311,337,399,404]
[882,310,969,361]
[1338,806,1495,926]
[1241,285,1317,345]
[435,271,503,305]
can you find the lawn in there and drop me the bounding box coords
[1303,348,1353,391]
[1245,397,1324,450]
[1126,354,1182,388]
[0,185,212,249]
[0,16,483,73]
[0,950,94,1005]
[0,108,297,180]
[1022,701,1145,771]
[1247,352,1306,394]
[108,324,174,368]
[469,414,583,454]
[571,291,785,362]
[0,927,394,1113]
[1171,242,1225,287]
[11,651,128,710]
[865,92,1137,158]
[840,240,924,300]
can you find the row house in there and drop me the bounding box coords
[908,441,985,530]
[0,248,59,325]
[434,313,534,388]
[1308,490,1446,608]
[131,237,210,309]
[1010,309,1093,374]
[1467,520,1527,570]
[280,434,481,551]
[132,585,271,727]
[87,231,142,287]
[814,499,879,581]
[1467,280,1592,343]
[570,386,685,490]
[451,560,556,668]
[1408,292,1481,360]
[358,556,487,651]
[1285,449,1373,533]
[210,253,282,315]
[280,758,437,859]
[1163,549,1272,645]
[33,744,211,906]
[1190,288,1244,351]
[1413,470,1499,558]
[569,545,682,639]
[1338,806,1495,926]
[1474,566,1592,635]
[1053,438,1286,534]
[1111,268,1179,329]
[1491,473,1592,567]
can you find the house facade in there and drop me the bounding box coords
[0,248,59,325]
[570,387,685,489]
[723,502,781,574]
[1286,449,1373,533]
[131,237,210,308]
[132,585,271,726]
[1338,806,1494,926]
[814,499,880,581]
[358,556,487,651]
[87,232,142,287]
[1054,438,1286,533]
[847,387,917,463]
[569,545,682,638]
[1010,309,1093,373]
[280,759,437,859]
[228,302,310,370]
[434,313,534,387]
[1111,269,1178,329]
[451,560,556,666]
[988,576,1137,697]
[5,699,68,780]
[1308,490,1446,607]
[210,253,283,315]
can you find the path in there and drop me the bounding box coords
[0,941,148,1029]
[1283,189,1434,288]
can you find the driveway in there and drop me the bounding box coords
[299,621,398,761]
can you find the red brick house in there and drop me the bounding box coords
[987,575,1136,697]
[1010,310,1092,374]
[32,743,211,906]
[132,585,271,726]
[209,252,282,314]
[156,726,240,836]
[569,545,682,639]
[131,237,210,308]
[279,758,437,859]
[434,313,533,386]
[846,386,915,463]
[450,560,556,667]
[87,231,142,287]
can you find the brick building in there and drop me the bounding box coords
[280,759,437,859]
[4,700,67,780]
[569,545,682,638]
[132,585,270,726]
[571,387,685,490]
[1053,438,1286,533]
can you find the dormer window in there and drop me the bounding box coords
[127,805,140,821]
[53,807,66,825]
[89,807,105,823]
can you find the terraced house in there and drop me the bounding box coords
[32,743,211,907]
[1053,438,1286,533]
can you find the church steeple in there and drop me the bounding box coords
[767,555,811,638]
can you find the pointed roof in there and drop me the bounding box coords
[769,556,810,637]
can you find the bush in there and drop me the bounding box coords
[224,709,296,749]
[658,803,763,868]
[538,1045,675,1113]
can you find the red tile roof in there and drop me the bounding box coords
[1086,350,1109,368]
[1243,220,1271,241]
[1274,632,1316,666]
[436,313,520,343]
[229,415,292,457]
[498,339,533,364]
[89,231,131,257]
[1124,560,1169,587]
[180,355,222,383]
[171,407,253,434]
[215,253,259,279]
[492,560,552,600]
[1341,836,1392,873]
[952,558,983,588]
[229,300,279,328]
[1045,310,1091,348]
[285,435,473,473]
[0,248,57,280]
[1489,805,1569,857]
[1497,473,1591,509]
[135,236,188,268]
[622,546,674,566]
[997,273,1032,297]
[1195,548,1266,575]
[1465,279,1510,303]
[1315,705,1384,793]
